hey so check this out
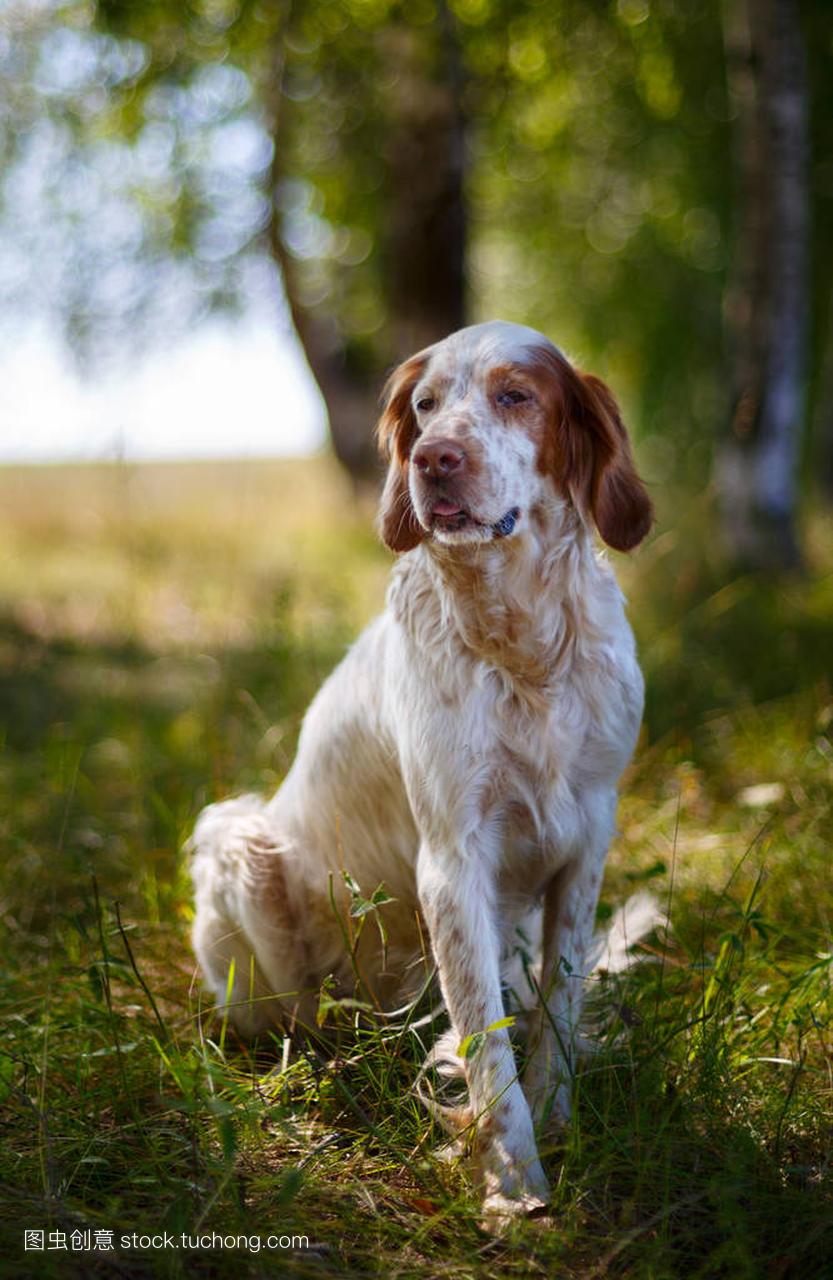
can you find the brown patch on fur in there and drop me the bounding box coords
[526,346,653,552]
[249,838,297,931]
[428,545,560,696]
[473,1102,512,1163]
[449,1105,474,1134]
[485,364,540,410]
[376,354,429,553]
[485,363,549,459]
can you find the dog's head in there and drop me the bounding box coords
[376,320,653,554]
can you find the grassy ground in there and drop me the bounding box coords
[0,457,831,1278]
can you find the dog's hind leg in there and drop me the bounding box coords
[189,795,311,1037]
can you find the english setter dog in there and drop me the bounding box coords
[190,320,654,1226]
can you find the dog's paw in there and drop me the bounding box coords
[478,1149,550,1235]
[479,1187,550,1235]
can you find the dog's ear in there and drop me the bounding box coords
[575,371,653,551]
[532,347,653,552]
[376,354,429,553]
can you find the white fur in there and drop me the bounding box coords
[190,320,650,1227]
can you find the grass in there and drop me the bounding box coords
[0,457,831,1278]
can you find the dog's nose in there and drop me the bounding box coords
[412,439,465,479]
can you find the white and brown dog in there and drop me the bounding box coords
[190,320,654,1224]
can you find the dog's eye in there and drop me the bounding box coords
[496,389,528,408]
[416,396,435,413]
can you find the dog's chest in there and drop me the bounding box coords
[481,674,585,813]
[465,649,639,859]
[391,545,641,859]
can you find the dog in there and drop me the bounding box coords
[190,320,654,1226]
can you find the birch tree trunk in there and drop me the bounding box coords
[717,0,810,568]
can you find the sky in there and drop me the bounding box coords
[0,318,328,464]
[0,4,333,466]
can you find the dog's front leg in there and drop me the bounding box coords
[417,845,549,1225]
[523,845,607,1127]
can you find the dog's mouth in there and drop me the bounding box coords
[430,499,521,539]
[430,498,470,533]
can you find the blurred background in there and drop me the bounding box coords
[1,0,831,565]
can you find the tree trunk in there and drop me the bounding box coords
[265,3,467,484]
[717,0,810,569]
[811,294,833,502]
[382,0,467,358]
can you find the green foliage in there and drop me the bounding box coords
[468,0,731,466]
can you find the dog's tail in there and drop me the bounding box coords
[187,793,273,865]
[587,890,666,976]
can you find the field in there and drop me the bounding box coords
[0,458,831,1278]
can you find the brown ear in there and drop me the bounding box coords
[534,347,653,552]
[576,372,653,551]
[375,354,428,553]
